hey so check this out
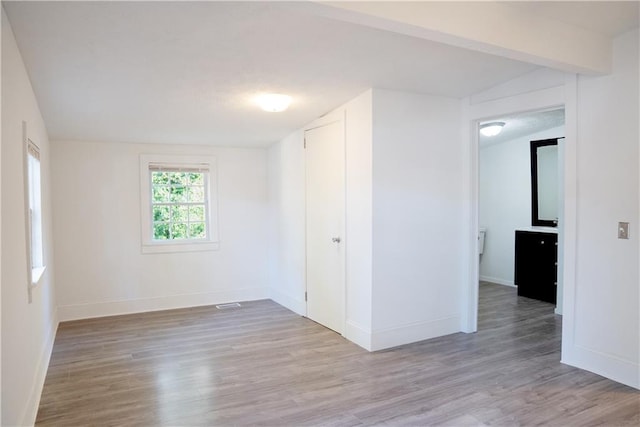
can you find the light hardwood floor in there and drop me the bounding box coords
[37,283,639,426]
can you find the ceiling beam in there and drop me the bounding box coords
[303,1,612,75]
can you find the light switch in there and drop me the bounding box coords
[618,222,629,239]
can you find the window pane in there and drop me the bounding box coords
[151,172,170,185]
[187,186,205,202]
[152,186,170,203]
[189,223,206,239]
[189,173,204,185]
[170,205,189,222]
[28,151,44,269]
[153,206,170,222]
[169,186,187,202]
[170,223,188,239]
[168,172,188,185]
[188,205,205,222]
[153,223,170,240]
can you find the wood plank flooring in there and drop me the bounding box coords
[36,283,639,426]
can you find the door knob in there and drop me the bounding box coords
[332,237,341,243]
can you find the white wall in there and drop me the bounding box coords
[51,140,269,320]
[466,29,639,389]
[370,89,463,349]
[565,28,639,389]
[0,12,3,425]
[268,88,465,351]
[343,90,374,348]
[479,125,564,286]
[267,90,374,347]
[267,130,306,314]
[1,8,59,425]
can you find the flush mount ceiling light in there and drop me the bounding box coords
[255,93,292,112]
[479,121,505,137]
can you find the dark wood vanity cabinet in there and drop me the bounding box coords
[514,230,557,304]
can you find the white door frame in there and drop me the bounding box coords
[463,76,579,364]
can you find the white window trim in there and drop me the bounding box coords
[140,154,219,254]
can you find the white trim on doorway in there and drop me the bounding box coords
[463,81,578,360]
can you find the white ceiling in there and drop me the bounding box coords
[479,108,565,147]
[3,1,638,147]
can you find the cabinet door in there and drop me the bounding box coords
[515,231,557,304]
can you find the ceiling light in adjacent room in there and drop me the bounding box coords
[479,122,505,137]
[255,93,292,112]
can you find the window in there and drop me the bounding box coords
[140,155,219,253]
[150,168,208,240]
[25,134,45,292]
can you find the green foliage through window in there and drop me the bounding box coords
[151,170,207,240]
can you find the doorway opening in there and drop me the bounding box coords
[477,107,565,329]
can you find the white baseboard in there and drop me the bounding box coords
[58,287,268,321]
[480,275,515,287]
[22,310,59,426]
[370,315,460,351]
[345,320,372,351]
[268,288,306,316]
[562,344,639,390]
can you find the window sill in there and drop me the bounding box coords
[142,240,220,254]
[31,265,46,287]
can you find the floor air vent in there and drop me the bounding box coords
[216,302,242,309]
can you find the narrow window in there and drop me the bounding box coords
[25,136,45,291]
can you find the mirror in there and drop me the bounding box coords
[530,138,559,227]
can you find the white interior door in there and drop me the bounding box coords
[305,120,345,334]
